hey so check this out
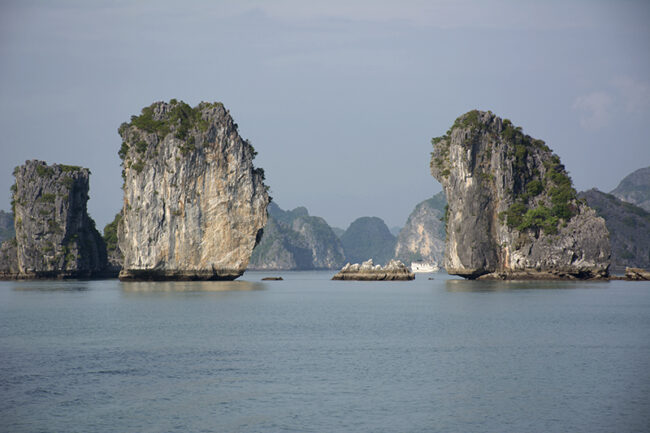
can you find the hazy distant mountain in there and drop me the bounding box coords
[340,217,396,265]
[249,203,345,270]
[389,226,402,237]
[331,227,345,238]
[579,189,650,272]
[0,210,14,243]
[394,192,446,265]
[610,166,650,211]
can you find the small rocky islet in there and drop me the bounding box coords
[332,259,415,281]
[0,103,649,281]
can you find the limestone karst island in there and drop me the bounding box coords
[117,100,269,280]
[431,110,610,280]
[0,103,649,281]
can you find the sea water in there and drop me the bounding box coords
[1,271,649,433]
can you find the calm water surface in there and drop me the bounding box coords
[1,271,649,432]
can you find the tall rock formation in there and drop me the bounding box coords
[0,160,108,278]
[249,203,345,270]
[117,100,269,280]
[610,166,650,212]
[579,189,650,272]
[394,191,446,265]
[340,217,396,266]
[430,110,610,279]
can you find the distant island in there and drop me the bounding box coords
[248,202,345,270]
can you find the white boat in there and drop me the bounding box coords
[410,262,440,273]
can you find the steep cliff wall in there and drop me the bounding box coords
[0,160,108,278]
[117,100,269,280]
[249,203,345,270]
[430,110,610,279]
[394,192,446,265]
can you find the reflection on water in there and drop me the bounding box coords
[13,281,89,292]
[120,280,265,293]
[445,278,608,292]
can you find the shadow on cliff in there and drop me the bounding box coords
[120,280,265,293]
[444,279,609,292]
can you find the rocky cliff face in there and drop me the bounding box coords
[0,210,14,243]
[0,160,108,278]
[117,100,269,280]
[340,217,396,266]
[430,110,610,279]
[394,191,446,265]
[0,238,18,277]
[249,203,345,270]
[579,189,650,272]
[610,166,650,212]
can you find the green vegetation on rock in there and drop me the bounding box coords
[103,213,121,255]
[38,193,57,203]
[498,119,578,235]
[126,100,213,144]
[36,165,54,177]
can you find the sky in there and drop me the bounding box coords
[0,0,649,231]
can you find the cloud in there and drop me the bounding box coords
[572,91,612,130]
[614,76,650,113]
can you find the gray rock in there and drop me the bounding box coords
[624,267,650,281]
[117,100,269,280]
[0,238,18,277]
[0,160,110,279]
[0,210,14,243]
[332,259,415,281]
[578,189,650,272]
[394,191,446,266]
[430,110,610,280]
[610,166,650,211]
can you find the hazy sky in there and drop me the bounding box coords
[1,0,649,230]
